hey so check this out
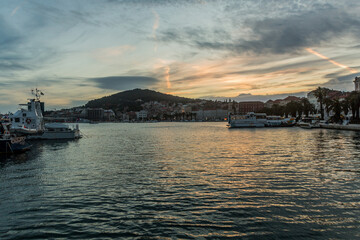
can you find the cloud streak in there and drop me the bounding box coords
[305,48,358,73]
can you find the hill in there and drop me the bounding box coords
[85,89,199,111]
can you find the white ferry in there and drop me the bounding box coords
[228,112,267,128]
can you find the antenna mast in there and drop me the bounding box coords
[31,88,44,101]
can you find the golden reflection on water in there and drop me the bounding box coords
[1,123,360,239]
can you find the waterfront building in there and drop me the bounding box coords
[238,101,264,114]
[192,109,228,121]
[354,76,360,92]
[87,108,104,121]
[136,110,148,120]
[104,110,115,121]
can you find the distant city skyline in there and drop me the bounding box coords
[1,0,359,111]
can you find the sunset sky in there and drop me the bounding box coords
[1,0,359,111]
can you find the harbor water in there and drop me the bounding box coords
[1,122,359,239]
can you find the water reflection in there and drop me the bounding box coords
[0,123,359,239]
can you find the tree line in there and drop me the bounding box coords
[258,87,360,123]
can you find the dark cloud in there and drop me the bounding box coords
[159,7,360,55]
[322,72,359,90]
[90,76,159,90]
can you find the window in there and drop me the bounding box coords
[15,118,20,122]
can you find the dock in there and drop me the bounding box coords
[320,124,360,131]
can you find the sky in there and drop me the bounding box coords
[1,0,359,111]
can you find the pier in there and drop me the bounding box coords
[320,123,360,131]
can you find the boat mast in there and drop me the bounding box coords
[31,88,44,101]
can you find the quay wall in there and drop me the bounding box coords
[320,124,360,131]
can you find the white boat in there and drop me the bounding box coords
[28,123,81,140]
[10,89,81,140]
[298,117,320,129]
[10,89,45,135]
[228,112,267,128]
[266,116,296,127]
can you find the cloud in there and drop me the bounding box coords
[0,16,22,53]
[90,76,159,90]
[159,7,360,55]
[322,72,359,90]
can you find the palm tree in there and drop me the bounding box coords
[323,97,333,118]
[313,87,329,119]
[341,98,350,117]
[347,91,360,121]
[329,99,342,123]
[301,98,312,117]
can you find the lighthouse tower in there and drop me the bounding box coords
[354,76,360,92]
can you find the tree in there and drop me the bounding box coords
[313,87,329,119]
[347,91,360,121]
[285,101,302,117]
[329,99,342,123]
[341,98,350,117]
[323,97,333,118]
[301,98,312,117]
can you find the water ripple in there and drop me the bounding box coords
[1,123,360,239]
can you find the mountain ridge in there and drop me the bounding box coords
[85,88,200,111]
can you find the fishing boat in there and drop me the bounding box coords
[0,122,31,154]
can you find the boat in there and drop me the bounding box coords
[298,117,320,129]
[266,116,296,127]
[10,89,45,135]
[28,123,81,140]
[228,112,267,128]
[0,122,31,154]
[10,89,82,140]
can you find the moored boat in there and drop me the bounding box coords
[28,123,81,140]
[266,116,296,127]
[228,112,267,128]
[298,117,320,129]
[10,89,45,135]
[0,122,31,154]
[10,89,82,140]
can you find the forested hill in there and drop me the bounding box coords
[85,89,199,111]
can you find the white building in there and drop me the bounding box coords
[354,76,360,92]
[192,109,228,121]
[136,110,148,120]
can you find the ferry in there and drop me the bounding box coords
[228,113,296,128]
[228,112,267,128]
